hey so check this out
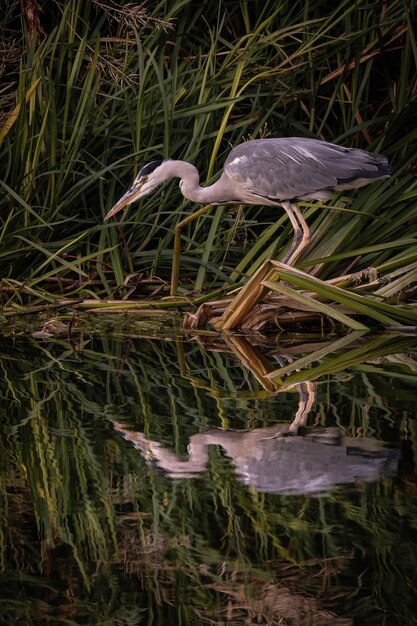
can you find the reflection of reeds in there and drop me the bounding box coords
[0,330,416,623]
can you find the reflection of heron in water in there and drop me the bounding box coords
[113,420,397,494]
[112,357,397,495]
[112,330,399,494]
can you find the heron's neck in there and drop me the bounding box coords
[165,160,233,204]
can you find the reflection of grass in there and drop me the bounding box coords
[0,333,416,623]
[267,333,417,385]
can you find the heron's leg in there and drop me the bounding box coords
[171,204,214,296]
[289,381,316,433]
[281,201,311,265]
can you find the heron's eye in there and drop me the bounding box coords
[142,176,148,183]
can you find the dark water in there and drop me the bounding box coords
[1,325,416,625]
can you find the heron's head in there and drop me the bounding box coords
[104,160,165,220]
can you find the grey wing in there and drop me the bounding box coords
[223,138,387,201]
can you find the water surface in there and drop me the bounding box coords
[0,325,416,625]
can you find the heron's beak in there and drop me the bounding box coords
[104,183,145,221]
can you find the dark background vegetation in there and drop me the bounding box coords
[1,0,416,308]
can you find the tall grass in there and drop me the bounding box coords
[0,0,416,310]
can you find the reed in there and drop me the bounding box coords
[0,0,416,324]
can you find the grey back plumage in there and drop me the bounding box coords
[223,138,391,202]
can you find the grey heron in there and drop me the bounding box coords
[105,137,391,295]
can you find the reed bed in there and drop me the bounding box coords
[1,0,416,328]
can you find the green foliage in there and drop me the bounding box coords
[0,0,416,308]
